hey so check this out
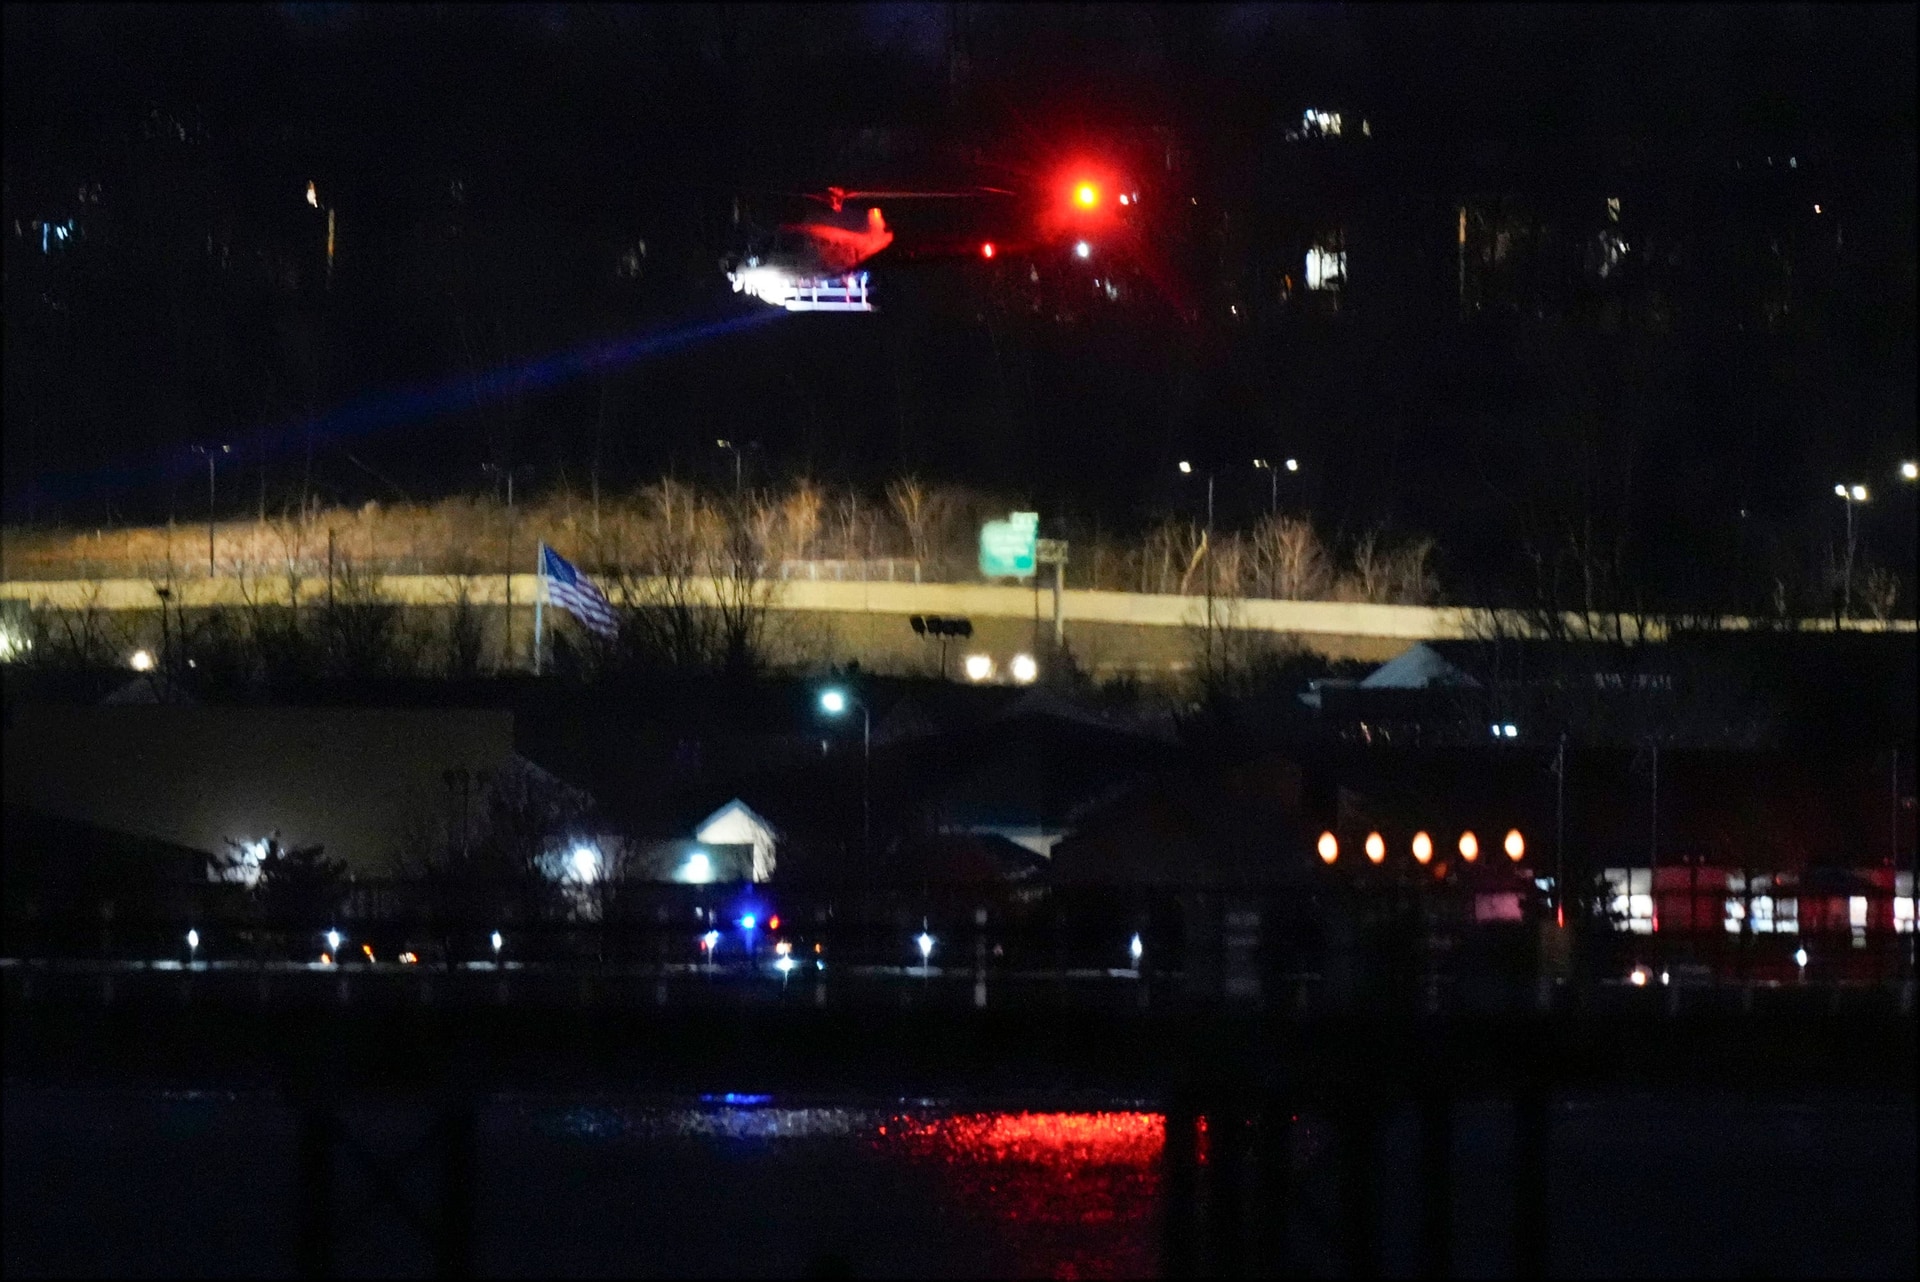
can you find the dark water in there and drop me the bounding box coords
[4,1086,1913,1278]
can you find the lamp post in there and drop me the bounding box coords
[1833,483,1869,619]
[190,444,230,577]
[1252,457,1298,517]
[714,439,760,497]
[483,463,534,666]
[818,686,870,874]
[1252,458,1278,516]
[1178,461,1216,669]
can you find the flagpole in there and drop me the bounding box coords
[533,543,545,676]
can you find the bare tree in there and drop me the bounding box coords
[1246,514,1333,600]
[887,475,945,576]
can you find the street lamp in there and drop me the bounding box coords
[1902,461,1917,482]
[190,443,230,577]
[186,929,199,967]
[1176,462,1216,665]
[1833,483,1870,619]
[818,685,871,872]
[714,439,757,495]
[1318,831,1339,865]
[1250,457,1301,516]
[482,463,535,666]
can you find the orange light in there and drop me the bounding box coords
[1459,831,1479,862]
[769,914,781,931]
[1317,831,1339,864]
[319,952,332,965]
[1412,831,1434,864]
[981,242,996,258]
[1504,829,1525,861]
[1076,183,1099,207]
[1365,832,1385,864]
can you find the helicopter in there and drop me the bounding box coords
[724,162,1153,313]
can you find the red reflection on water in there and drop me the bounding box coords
[878,1112,1164,1278]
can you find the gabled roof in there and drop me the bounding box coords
[696,797,779,841]
[1360,643,1480,690]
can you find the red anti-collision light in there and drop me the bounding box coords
[981,242,995,258]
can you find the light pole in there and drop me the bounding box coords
[191,444,230,577]
[818,686,870,874]
[1252,458,1278,517]
[716,439,743,496]
[484,463,534,666]
[1251,457,1297,517]
[1178,461,1216,669]
[1833,483,1869,619]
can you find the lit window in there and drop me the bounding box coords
[1848,895,1868,928]
[1604,869,1654,934]
[1306,243,1345,291]
[1897,875,1914,934]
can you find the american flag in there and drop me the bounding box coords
[541,545,619,639]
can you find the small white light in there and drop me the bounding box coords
[1504,723,1519,738]
[306,180,318,208]
[1901,461,1917,481]
[1285,458,1299,472]
[1129,932,1144,963]
[570,846,598,881]
[1813,204,1821,214]
[129,649,155,672]
[1118,193,1129,206]
[820,689,848,714]
[1629,967,1648,987]
[1009,653,1038,684]
[1660,970,1670,986]
[916,931,935,961]
[775,956,796,975]
[1795,947,1808,968]
[963,653,994,682]
[1074,240,1091,258]
[702,929,720,952]
[186,929,199,950]
[682,852,714,884]
[490,930,502,953]
[325,929,341,952]
[1835,484,1848,497]
[1178,460,1193,474]
[1850,484,1868,502]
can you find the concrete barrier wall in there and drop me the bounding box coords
[2,576,1909,678]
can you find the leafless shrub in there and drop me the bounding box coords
[1860,565,1901,623]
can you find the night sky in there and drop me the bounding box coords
[4,4,1914,606]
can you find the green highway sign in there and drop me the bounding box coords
[978,511,1039,578]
